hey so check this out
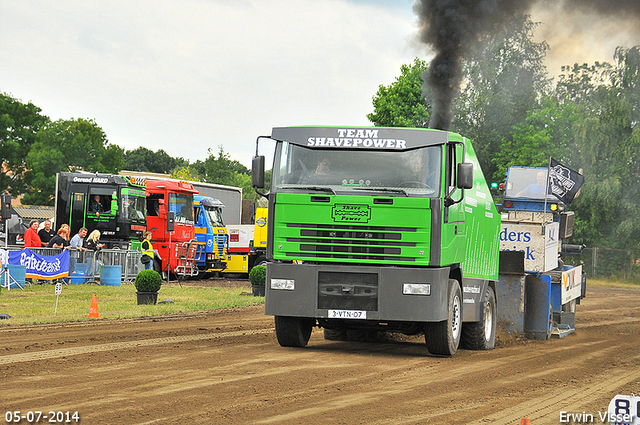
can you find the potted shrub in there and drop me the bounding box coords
[249,265,266,297]
[134,269,163,305]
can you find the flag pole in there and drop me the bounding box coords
[543,156,552,235]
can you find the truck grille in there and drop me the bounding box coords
[317,271,378,311]
[286,223,417,262]
[214,234,227,255]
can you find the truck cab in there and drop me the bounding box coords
[145,180,202,277]
[253,126,500,356]
[55,172,147,249]
[193,194,228,274]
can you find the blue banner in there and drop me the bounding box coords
[8,249,69,280]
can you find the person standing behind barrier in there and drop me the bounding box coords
[47,227,70,249]
[69,227,88,272]
[141,231,154,270]
[70,228,88,251]
[85,230,105,251]
[85,230,105,277]
[38,219,55,247]
[24,220,42,248]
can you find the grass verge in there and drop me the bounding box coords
[587,278,640,290]
[0,281,263,326]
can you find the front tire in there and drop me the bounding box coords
[461,285,496,350]
[274,316,314,347]
[425,279,462,356]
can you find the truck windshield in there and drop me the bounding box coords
[169,193,194,224]
[122,190,146,220]
[205,207,225,227]
[271,142,442,197]
[505,167,557,200]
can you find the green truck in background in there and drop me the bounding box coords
[252,126,501,356]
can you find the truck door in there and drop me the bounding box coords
[442,143,466,263]
[70,192,86,233]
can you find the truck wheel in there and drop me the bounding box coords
[424,279,461,356]
[274,316,314,348]
[461,285,496,350]
[323,328,347,341]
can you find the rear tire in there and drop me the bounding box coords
[425,279,462,356]
[461,285,496,350]
[274,316,314,347]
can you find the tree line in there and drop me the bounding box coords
[0,100,259,204]
[369,16,640,258]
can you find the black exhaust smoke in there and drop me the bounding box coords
[414,0,535,130]
[414,0,640,131]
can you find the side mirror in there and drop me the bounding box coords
[252,155,265,189]
[457,163,474,189]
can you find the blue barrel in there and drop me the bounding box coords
[7,264,26,288]
[100,265,122,286]
[69,263,89,285]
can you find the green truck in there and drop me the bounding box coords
[252,126,501,356]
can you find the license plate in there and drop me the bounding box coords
[328,310,366,319]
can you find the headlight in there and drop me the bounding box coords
[403,283,431,295]
[270,279,295,290]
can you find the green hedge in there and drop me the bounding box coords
[134,269,163,292]
[249,265,266,286]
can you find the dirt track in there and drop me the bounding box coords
[2,285,639,425]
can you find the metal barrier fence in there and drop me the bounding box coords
[563,247,639,281]
[9,247,144,285]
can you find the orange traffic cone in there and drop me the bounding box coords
[89,294,99,319]
[520,419,530,425]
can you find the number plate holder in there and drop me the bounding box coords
[327,309,367,319]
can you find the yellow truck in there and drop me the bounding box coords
[221,207,268,275]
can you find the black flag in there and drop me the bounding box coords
[547,158,584,205]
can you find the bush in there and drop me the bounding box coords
[249,265,266,286]
[134,269,163,293]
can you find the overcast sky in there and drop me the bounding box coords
[2,0,638,169]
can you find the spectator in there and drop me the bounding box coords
[69,227,88,271]
[141,231,154,270]
[70,227,88,251]
[85,230,105,251]
[38,219,56,247]
[85,230,105,277]
[47,228,70,249]
[24,220,42,248]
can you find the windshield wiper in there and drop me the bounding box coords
[288,186,336,195]
[353,187,408,196]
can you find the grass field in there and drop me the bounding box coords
[588,278,640,290]
[0,280,263,326]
